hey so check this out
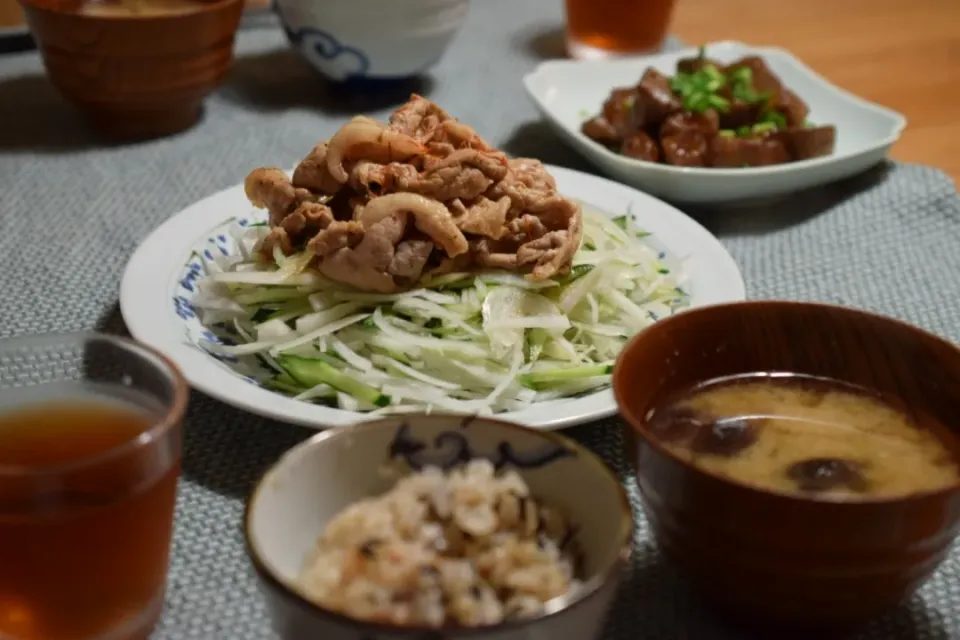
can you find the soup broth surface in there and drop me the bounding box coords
[78,0,202,17]
[646,373,960,498]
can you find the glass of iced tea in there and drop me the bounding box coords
[0,333,188,640]
[564,0,678,59]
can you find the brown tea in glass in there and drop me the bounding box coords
[0,333,187,640]
[565,0,677,59]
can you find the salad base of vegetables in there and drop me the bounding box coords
[190,203,689,416]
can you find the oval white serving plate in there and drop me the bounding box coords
[523,41,907,205]
[120,165,746,430]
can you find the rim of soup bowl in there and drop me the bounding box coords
[613,300,960,507]
[244,413,634,636]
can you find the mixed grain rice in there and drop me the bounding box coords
[298,459,580,627]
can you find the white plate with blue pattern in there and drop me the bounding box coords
[119,165,745,430]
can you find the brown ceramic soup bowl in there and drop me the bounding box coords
[20,0,243,139]
[613,300,960,632]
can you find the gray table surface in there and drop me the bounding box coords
[1,2,960,638]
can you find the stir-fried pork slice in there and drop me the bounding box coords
[292,143,343,195]
[317,213,409,293]
[437,118,492,150]
[245,167,318,226]
[450,196,511,239]
[356,193,468,258]
[423,149,509,181]
[244,95,584,292]
[388,95,454,142]
[471,201,582,281]
[426,142,456,157]
[417,166,492,202]
[516,208,583,280]
[349,150,508,203]
[508,158,558,191]
[389,94,495,151]
[388,239,434,284]
[326,116,425,183]
[349,161,419,197]
[522,196,580,232]
[486,158,577,220]
[306,220,365,258]
[280,202,335,238]
[472,238,518,271]
[504,214,550,244]
[424,252,473,278]
[259,227,294,259]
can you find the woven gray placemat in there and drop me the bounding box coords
[1,1,959,638]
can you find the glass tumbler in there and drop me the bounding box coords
[565,0,678,59]
[0,333,188,640]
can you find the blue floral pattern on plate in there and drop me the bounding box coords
[174,214,275,386]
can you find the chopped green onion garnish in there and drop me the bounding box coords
[730,66,752,84]
[670,72,692,95]
[727,65,772,106]
[686,93,710,112]
[707,94,730,111]
[759,110,788,129]
[703,64,724,81]
[673,66,730,113]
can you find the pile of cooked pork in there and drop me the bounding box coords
[243,95,582,294]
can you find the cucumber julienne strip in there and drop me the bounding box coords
[518,363,614,389]
[279,355,391,407]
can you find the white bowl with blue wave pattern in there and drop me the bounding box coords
[275,0,468,82]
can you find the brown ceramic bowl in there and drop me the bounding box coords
[20,0,243,139]
[613,300,960,632]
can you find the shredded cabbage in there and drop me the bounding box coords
[192,205,690,415]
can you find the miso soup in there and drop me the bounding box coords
[78,0,203,17]
[645,373,960,498]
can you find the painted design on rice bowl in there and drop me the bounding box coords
[387,420,577,471]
